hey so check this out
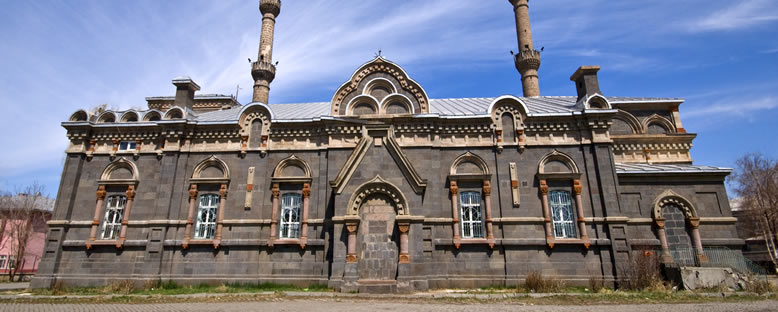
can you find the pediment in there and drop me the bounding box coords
[331,56,429,116]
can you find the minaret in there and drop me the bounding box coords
[509,0,541,97]
[251,0,281,104]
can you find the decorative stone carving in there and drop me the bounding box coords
[347,176,408,216]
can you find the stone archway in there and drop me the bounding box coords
[357,194,399,281]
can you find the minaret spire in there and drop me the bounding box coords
[251,0,281,104]
[509,0,541,97]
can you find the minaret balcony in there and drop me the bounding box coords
[260,0,281,16]
[251,61,276,82]
[514,49,541,73]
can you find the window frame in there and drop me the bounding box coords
[459,191,485,239]
[194,193,220,240]
[0,255,6,269]
[100,195,127,240]
[549,190,577,239]
[117,141,137,152]
[279,193,302,239]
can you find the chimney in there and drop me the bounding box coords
[570,66,602,101]
[172,76,200,110]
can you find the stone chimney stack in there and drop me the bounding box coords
[570,66,602,101]
[172,76,200,110]
[509,0,541,97]
[251,0,281,104]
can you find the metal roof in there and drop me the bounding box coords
[614,163,732,174]
[111,96,685,123]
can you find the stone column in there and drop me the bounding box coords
[483,180,495,248]
[573,180,589,247]
[509,0,541,97]
[346,222,359,263]
[116,185,136,248]
[269,183,280,246]
[398,222,410,263]
[182,184,198,249]
[688,217,707,263]
[450,181,461,248]
[87,186,107,249]
[213,184,228,248]
[252,0,281,104]
[300,183,311,248]
[655,218,673,264]
[540,180,554,248]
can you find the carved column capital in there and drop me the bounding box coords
[573,179,583,195]
[482,180,491,196]
[687,217,700,229]
[189,184,198,199]
[96,185,107,200]
[271,183,280,198]
[654,217,665,228]
[302,183,311,198]
[219,184,228,198]
[539,179,549,195]
[398,223,410,234]
[125,185,136,200]
[450,181,458,195]
[346,222,359,234]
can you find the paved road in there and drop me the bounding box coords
[1,299,776,312]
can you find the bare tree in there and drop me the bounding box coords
[730,153,778,274]
[0,183,50,281]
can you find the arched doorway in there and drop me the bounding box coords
[357,194,399,281]
[662,203,695,265]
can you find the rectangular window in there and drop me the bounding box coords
[118,141,137,152]
[550,190,577,239]
[279,193,302,239]
[0,255,6,269]
[101,195,126,240]
[459,191,484,239]
[194,194,219,239]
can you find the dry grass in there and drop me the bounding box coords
[522,271,564,293]
[618,250,668,291]
[109,279,135,294]
[588,275,604,293]
[745,277,774,294]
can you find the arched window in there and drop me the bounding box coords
[280,193,302,239]
[646,123,668,134]
[249,119,263,148]
[194,194,219,239]
[100,195,126,240]
[549,191,577,239]
[460,191,484,239]
[385,101,409,114]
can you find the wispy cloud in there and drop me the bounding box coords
[684,96,778,118]
[687,0,778,32]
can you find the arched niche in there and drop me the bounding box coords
[143,110,162,122]
[537,150,580,175]
[97,111,116,123]
[99,157,139,183]
[652,190,697,220]
[164,107,184,120]
[347,95,379,116]
[450,152,490,176]
[69,110,89,122]
[585,94,611,110]
[272,155,312,179]
[331,56,430,116]
[363,77,397,102]
[612,110,643,135]
[643,114,675,134]
[191,156,230,182]
[490,96,527,143]
[381,94,414,115]
[120,111,139,122]
[347,175,409,216]
[239,104,272,136]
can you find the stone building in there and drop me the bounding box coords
[32,0,742,292]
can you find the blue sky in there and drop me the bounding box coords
[0,0,776,197]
